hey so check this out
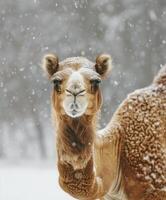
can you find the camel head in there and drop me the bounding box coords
[42,54,112,118]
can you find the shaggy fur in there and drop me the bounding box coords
[100,65,166,200]
[42,54,166,200]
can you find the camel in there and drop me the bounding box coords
[42,53,166,200]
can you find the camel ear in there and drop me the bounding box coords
[95,54,112,79]
[42,54,59,78]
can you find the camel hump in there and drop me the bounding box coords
[153,64,166,85]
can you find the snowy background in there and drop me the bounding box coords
[0,0,166,199]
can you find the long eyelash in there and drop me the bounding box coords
[90,79,101,93]
[53,79,62,93]
[91,84,98,93]
[53,79,62,85]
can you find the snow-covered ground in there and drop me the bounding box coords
[0,163,74,200]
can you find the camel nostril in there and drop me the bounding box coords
[70,104,74,109]
[75,103,79,109]
[70,103,79,110]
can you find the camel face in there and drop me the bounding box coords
[42,54,112,118]
[62,70,89,118]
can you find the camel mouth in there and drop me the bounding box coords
[72,109,77,116]
[63,100,88,118]
[65,108,85,118]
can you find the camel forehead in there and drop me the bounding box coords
[66,69,100,86]
[67,71,84,84]
[59,57,94,70]
[53,57,99,80]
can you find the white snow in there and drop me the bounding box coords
[0,165,74,200]
[114,81,119,86]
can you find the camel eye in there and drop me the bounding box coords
[90,78,101,93]
[52,78,62,93]
[90,78,101,85]
[53,79,62,85]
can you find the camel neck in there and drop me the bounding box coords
[58,117,95,153]
[56,116,96,169]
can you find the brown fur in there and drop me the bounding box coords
[42,54,59,78]
[154,64,166,85]
[102,65,166,200]
[42,55,166,200]
[95,54,112,78]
